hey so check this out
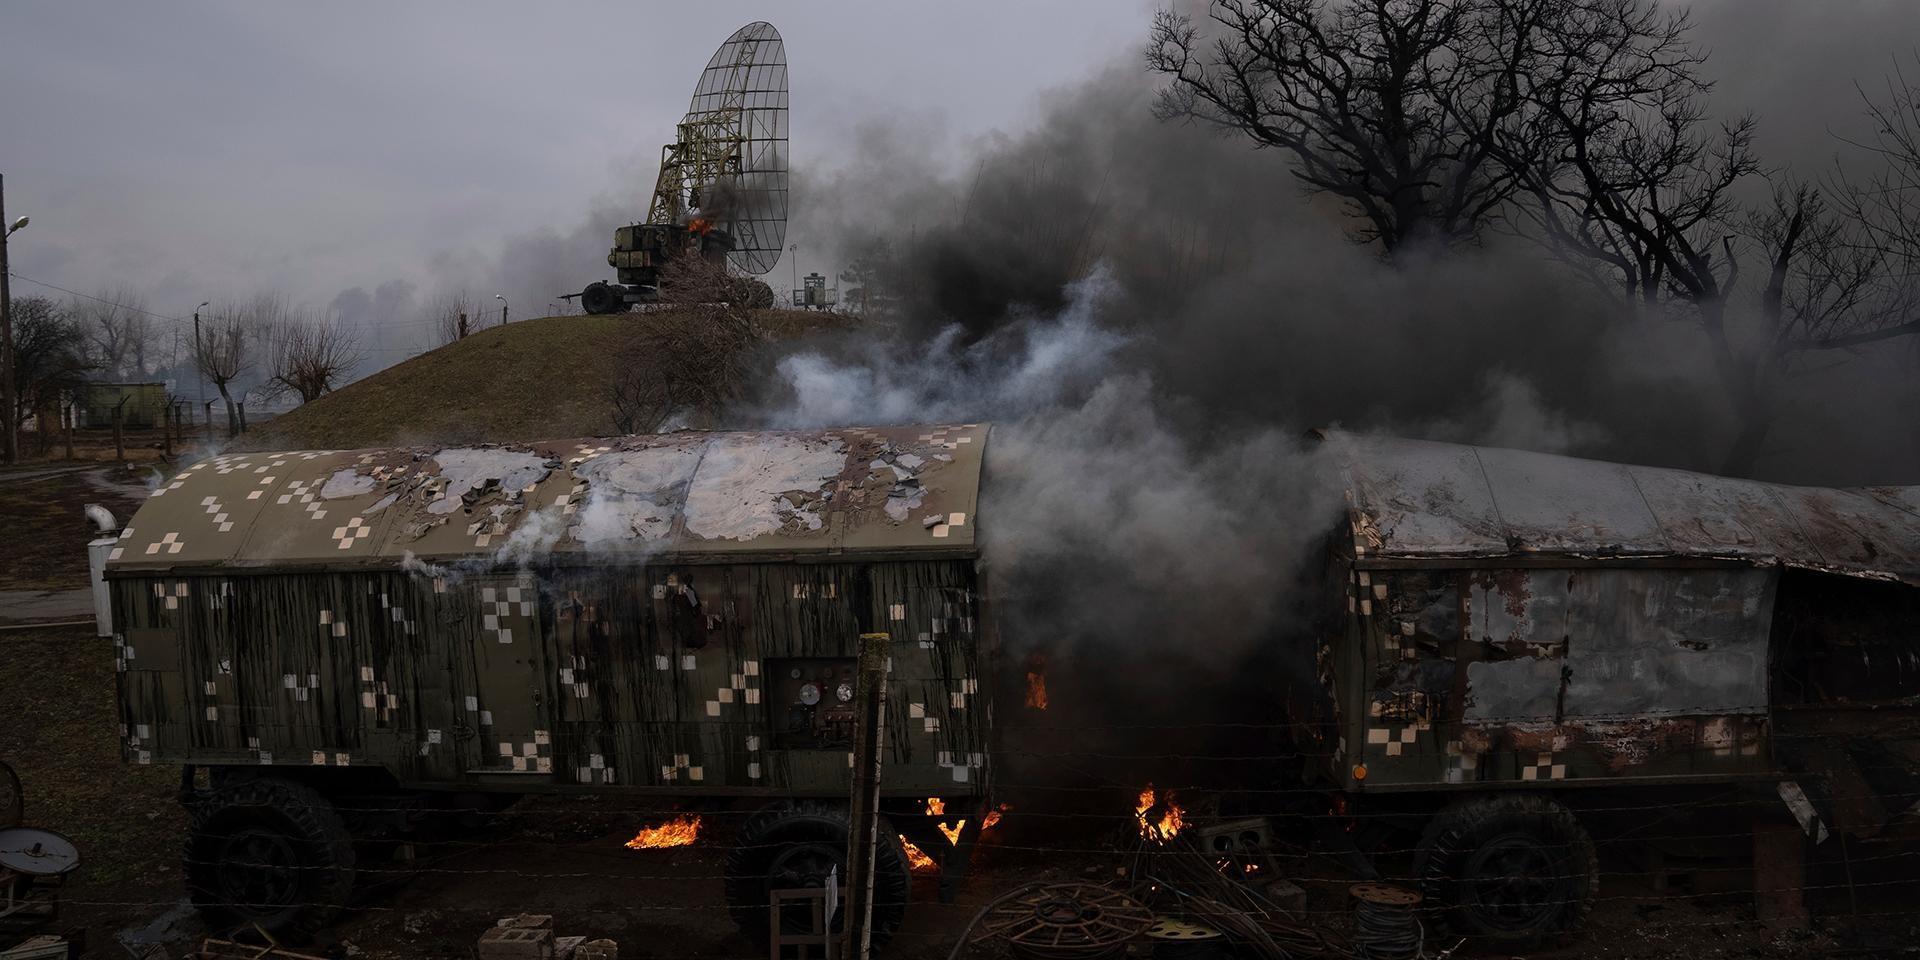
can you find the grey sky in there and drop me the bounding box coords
[7,1,1920,357]
[2,1,1152,327]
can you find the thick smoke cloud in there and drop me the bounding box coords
[729,11,1920,688]
[775,47,1919,485]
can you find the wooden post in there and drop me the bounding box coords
[203,400,215,444]
[843,632,890,960]
[63,399,74,461]
[161,401,173,458]
[111,397,128,463]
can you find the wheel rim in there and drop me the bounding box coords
[766,840,845,933]
[214,827,304,914]
[1459,831,1561,932]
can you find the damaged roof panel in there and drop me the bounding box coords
[105,424,987,574]
[1334,434,1920,585]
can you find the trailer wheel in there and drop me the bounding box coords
[581,281,623,314]
[1412,794,1596,947]
[185,777,356,940]
[724,801,911,947]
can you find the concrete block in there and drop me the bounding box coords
[478,926,555,960]
[576,940,618,960]
[497,914,555,930]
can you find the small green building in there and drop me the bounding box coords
[76,381,168,429]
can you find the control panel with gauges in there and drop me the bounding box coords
[768,658,860,748]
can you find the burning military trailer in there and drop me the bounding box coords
[92,423,1920,952]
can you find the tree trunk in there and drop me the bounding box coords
[217,383,237,439]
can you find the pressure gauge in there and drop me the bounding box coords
[835,681,855,703]
[798,682,821,706]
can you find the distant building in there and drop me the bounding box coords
[75,382,167,429]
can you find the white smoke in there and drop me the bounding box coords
[746,261,1346,665]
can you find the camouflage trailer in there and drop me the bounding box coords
[1307,434,1920,945]
[101,424,990,941]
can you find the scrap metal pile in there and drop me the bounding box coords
[956,795,1373,960]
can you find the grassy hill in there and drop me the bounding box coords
[242,309,852,451]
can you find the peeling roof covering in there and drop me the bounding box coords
[1333,434,1920,585]
[105,424,985,574]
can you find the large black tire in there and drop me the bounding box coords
[581,281,624,315]
[724,801,912,948]
[185,777,356,940]
[1412,794,1597,947]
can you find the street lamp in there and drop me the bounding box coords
[494,294,509,325]
[789,243,800,306]
[192,301,211,443]
[0,173,27,465]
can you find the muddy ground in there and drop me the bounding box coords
[7,631,1915,960]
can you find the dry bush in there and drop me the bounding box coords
[608,256,764,433]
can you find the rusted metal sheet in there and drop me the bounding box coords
[1349,567,1778,790]
[102,424,984,575]
[1331,434,1920,585]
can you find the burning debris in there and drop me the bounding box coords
[623,814,700,850]
[901,839,938,873]
[1134,784,1184,842]
[926,797,1009,856]
[1024,654,1049,710]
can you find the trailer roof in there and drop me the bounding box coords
[1333,433,1920,584]
[106,424,986,574]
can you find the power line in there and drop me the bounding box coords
[6,270,467,335]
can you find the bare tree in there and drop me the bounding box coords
[73,286,154,379]
[195,297,282,438]
[7,296,92,440]
[263,311,364,404]
[1837,56,1920,343]
[428,291,476,346]
[1147,0,1557,251]
[1506,2,1920,473]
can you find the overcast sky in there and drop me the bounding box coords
[6,1,1918,350]
[1,1,1153,329]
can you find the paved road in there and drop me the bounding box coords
[0,587,94,625]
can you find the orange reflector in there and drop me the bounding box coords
[1352,764,1368,781]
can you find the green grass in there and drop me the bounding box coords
[243,309,857,452]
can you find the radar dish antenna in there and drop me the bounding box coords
[576,21,790,313]
[650,20,788,275]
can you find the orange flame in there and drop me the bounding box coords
[1025,654,1049,710]
[1135,784,1184,842]
[625,814,701,849]
[1025,672,1049,710]
[902,838,938,873]
[927,799,1010,846]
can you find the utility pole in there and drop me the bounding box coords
[790,243,800,307]
[192,301,209,447]
[1,173,22,465]
[843,632,890,960]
